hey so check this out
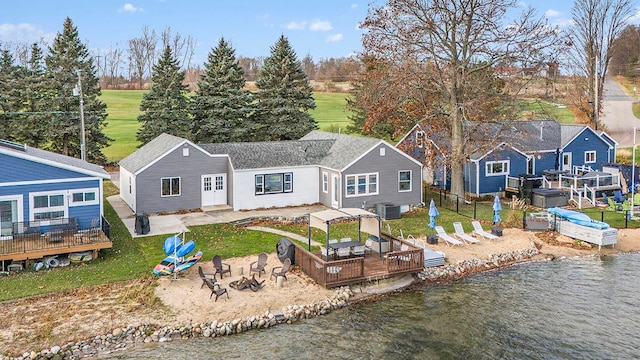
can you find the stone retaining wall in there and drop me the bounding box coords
[4,245,541,360]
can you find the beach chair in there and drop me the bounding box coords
[250,252,268,277]
[434,226,463,246]
[198,265,217,289]
[270,258,291,281]
[204,278,229,302]
[212,255,232,279]
[452,222,480,244]
[607,197,622,212]
[614,190,626,203]
[471,221,499,240]
[364,238,374,255]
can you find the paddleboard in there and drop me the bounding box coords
[153,255,180,276]
[174,251,203,273]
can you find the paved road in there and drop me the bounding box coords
[600,77,640,147]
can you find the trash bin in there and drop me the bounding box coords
[427,234,439,244]
[491,226,503,237]
[135,213,150,235]
[276,238,295,265]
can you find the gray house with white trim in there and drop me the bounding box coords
[119,131,423,214]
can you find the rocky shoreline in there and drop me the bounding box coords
[1,246,547,360]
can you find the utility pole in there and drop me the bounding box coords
[594,54,599,131]
[73,70,87,161]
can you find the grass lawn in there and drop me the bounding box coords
[0,181,283,302]
[519,98,575,124]
[100,90,353,163]
[101,90,144,162]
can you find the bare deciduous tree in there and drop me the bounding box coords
[567,0,634,130]
[128,26,157,89]
[361,0,559,198]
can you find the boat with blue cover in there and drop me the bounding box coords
[547,207,610,229]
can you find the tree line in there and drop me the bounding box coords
[0,18,317,163]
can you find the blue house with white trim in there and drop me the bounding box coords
[0,139,111,266]
[397,120,618,197]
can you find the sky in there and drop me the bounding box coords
[1,1,637,66]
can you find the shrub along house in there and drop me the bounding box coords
[396,119,618,199]
[0,139,112,269]
[119,131,423,215]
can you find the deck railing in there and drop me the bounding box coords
[293,233,423,288]
[0,217,111,259]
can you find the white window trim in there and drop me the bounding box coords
[161,177,181,197]
[485,160,509,176]
[345,172,379,197]
[398,170,412,192]
[69,188,99,207]
[255,172,293,195]
[0,195,24,239]
[585,151,596,164]
[29,190,68,222]
[322,172,329,193]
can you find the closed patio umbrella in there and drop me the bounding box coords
[493,196,502,224]
[428,199,439,229]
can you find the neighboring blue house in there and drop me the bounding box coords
[396,120,617,197]
[0,139,111,236]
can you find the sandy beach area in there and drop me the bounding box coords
[1,227,639,356]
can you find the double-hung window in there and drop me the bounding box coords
[585,151,596,163]
[161,177,181,196]
[255,173,293,195]
[398,171,412,192]
[485,161,509,176]
[346,173,378,197]
[31,192,66,221]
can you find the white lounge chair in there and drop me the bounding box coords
[452,222,480,244]
[434,226,463,246]
[319,245,332,260]
[471,221,499,240]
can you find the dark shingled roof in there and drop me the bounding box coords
[200,139,334,170]
[300,130,381,170]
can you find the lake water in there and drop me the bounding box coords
[102,253,640,359]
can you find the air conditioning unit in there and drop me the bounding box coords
[375,203,401,220]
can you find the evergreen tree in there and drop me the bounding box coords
[45,17,111,163]
[137,46,191,145]
[192,37,253,143]
[0,47,21,141]
[253,35,317,141]
[18,43,51,147]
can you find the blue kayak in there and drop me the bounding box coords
[163,235,181,255]
[547,207,610,229]
[175,240,195,257]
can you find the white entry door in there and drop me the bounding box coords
[562,152,572,172]
[331,174,339,208]
[201,174,227,207]
[0,196,22,238]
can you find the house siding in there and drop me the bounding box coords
[0,153,89,183]
[0,178,102,227]
[134,144,228,214]
[119,167,136,213]
[342,143,422,209]
[318,168,339,207]
[231,166,318,211]
[474,148,527,195]
[563,129,611,171]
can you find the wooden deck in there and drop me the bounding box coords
[294,234,424,288]
[0,230,112,262]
